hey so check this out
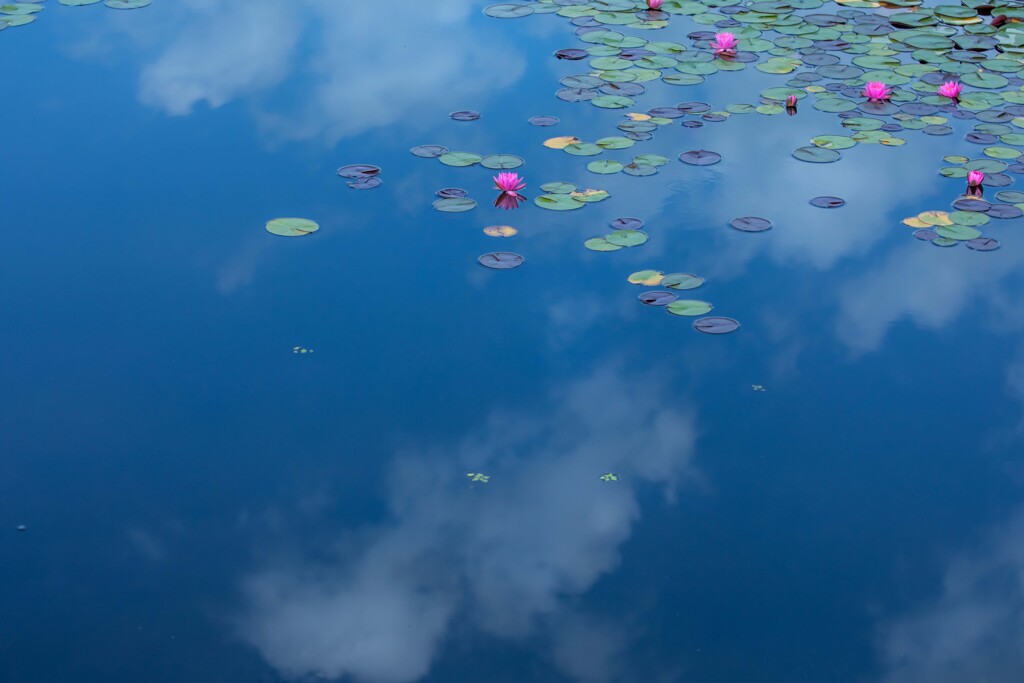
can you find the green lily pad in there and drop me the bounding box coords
[667,300,714,316]
[584,238,623,251]
[439,152,482,167]
[266,217,319,237]
[536,194,585,210]
[480,154,524,169]
[605,229,648,247]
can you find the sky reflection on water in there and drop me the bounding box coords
[2,1,1024,682]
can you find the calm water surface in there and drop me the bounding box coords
[2,2,1024,682]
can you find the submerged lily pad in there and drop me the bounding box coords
[730,216,773,232]
[478,252,524,269]
[433,197,477,212]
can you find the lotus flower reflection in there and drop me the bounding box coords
[494,172,526,210]
[863,81,891,102]
[711,32,738,56]
[937,80,963,101]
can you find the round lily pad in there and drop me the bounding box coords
[337,164,380,179]
[667,300,713,316]
[433,198,477,212]
[679,150,722,165]
[439,152,482,167]
[810,196,846,208]
[484,225,518,237]
[965,237,1000,251]
[266,217,319,237]
[411,145,448,158]
[662,273,705,290]
[480,154,524,169]
[478,252,524,269]
[793,146,841,163]
[528,115,559,126]
[588,160,624,174]
[584,238,622,252]
[730,216,773,232]
[627,270,664,285]
[451,110,481,121]
[639,291,678,306]
[606,229,648,247]
[693,317,740,334]
[610,217,644,230]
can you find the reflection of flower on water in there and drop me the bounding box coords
[493,172,526,210]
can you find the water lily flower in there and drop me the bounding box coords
[647,0,663,8]
[937,80,963,101]
[493,172,526,198]
[968,170,985,188]
[786,94,798,108]
[711,32,738,56]
[863,81,891,102]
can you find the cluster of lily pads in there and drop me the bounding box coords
[902,203,1009,249]
[0,0,149,29]
[337,164,383,190]
[626,266,740,331]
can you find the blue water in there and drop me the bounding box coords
[3,2,1024,682]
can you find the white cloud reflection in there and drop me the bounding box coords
[238,363,698,682]
[113,0,526,145]
[876,506,1024,683]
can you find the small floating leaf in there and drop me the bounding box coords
[478,252,524,269]
[266,217,319,237]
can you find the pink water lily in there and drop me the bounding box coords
[647,0,664,8]
[711,32,738,55]
[937,80,963,100]
[968,170,985,188]
[863,81,891,102]
[493,172,526,198]
[786,94,797,107]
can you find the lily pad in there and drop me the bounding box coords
[266,217,319,237]
[478,252,524,269]
[679,150,722,165]
[693,317,740,334]
[606,229,648,247]
[730,216,773,232]
[662,273,705,290]
[667,300,713,316]
[638,291,678,306]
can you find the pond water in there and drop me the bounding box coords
[3,0,1024,681]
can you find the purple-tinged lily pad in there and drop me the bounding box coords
[639,291,678,306]
[411,145,448,158]
[451,110,481,121]
[913,229,939,241]
[478,252,524,269]
[337,164,380,179]
[347,177,382,190]
[693,317,740,334]
[966,237,1001,251]
[436,188,468,198]
[679,150,722,166]
[952,197,991,212]
[554,48,587,60]
[528,115,559,126]
[986,204,1023,219]
[610,217,644,230]
[730,216,773,233]
[810,196,845,208]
